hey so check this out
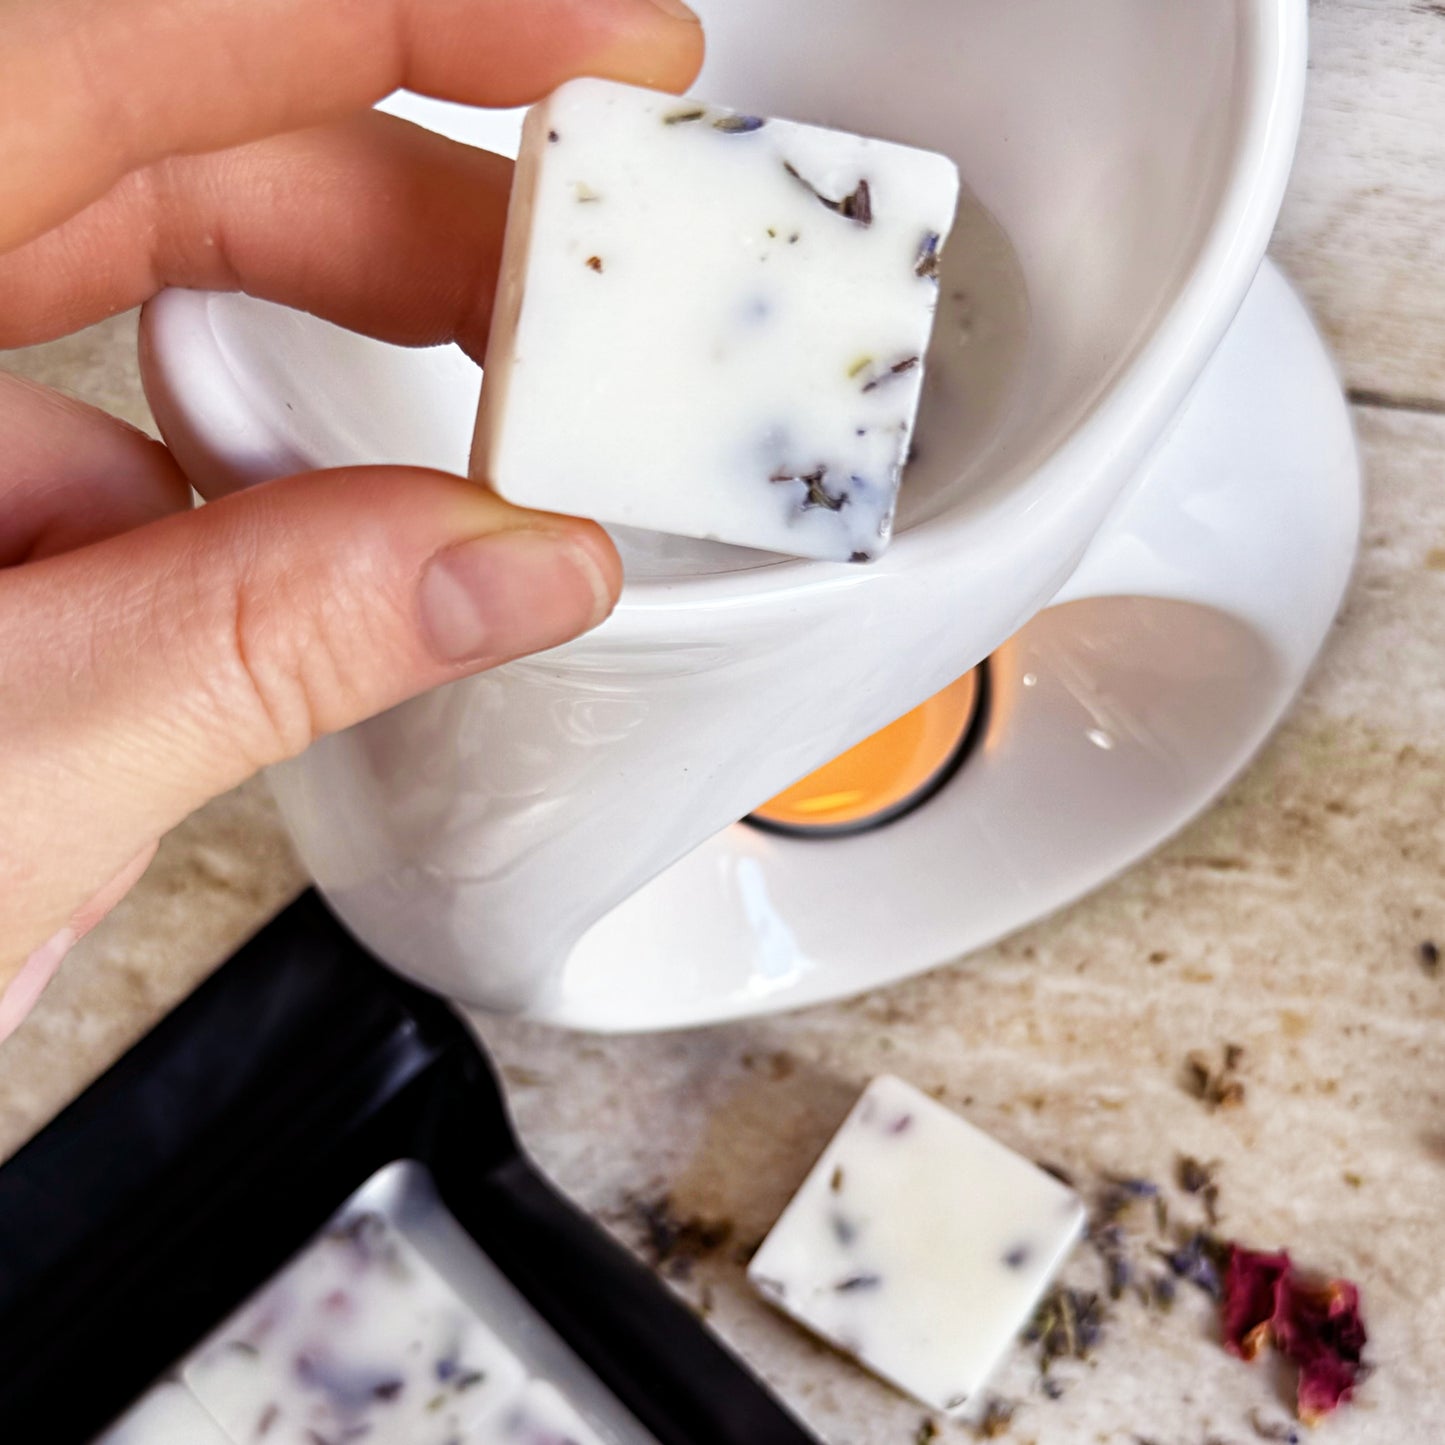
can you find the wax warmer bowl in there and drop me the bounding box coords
[142,0,1360,1029]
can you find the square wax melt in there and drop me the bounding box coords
[184,1211,527,1444]
[748,1075,1085,1414]
[472,78,960,563]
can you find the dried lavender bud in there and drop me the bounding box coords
[861,356,921,393]
[1027,1287,1103,1365]
[1106,1252,1131,1300]
[1202,1183,1221,1226]
[1184,1046,1248,1110]
[842,178,873,224]
[1177,1156,1215,1194]
[976,1398,1015,1438]
[1183,1054,1213,1100]
[547,129,560,143]
[1003,1243,1032,1270]
[835,1272,883,1292]
[1420,940,1440,974]
[783,161,874,226]
[1105,1175,1160,1199]
[1089,1223,1125,1257]
[831,1213,858,1247]
[1159,1230,1229,1299]
[770,466,847,512]
[915,231,942,280]
[629,1194,735,1271]
[714,114,767,133]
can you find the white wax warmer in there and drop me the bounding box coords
[142,0,1359,1031]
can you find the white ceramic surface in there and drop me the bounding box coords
[537,262,1360,1029]
[140,1,1330,1024]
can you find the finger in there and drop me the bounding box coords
[0,468,621,965]
[0,0,702,254]
[0,373,192,563]
[0,113,511,358]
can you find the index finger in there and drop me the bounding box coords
[0,0,702,253]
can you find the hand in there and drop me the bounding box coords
[0,0,704,1040]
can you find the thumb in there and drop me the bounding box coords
[0,467,618,961]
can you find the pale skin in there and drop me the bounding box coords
[0,0,705,1040]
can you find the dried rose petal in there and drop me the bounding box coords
[1221,1245,1368,1422]
[1222,1246,1291,1361]
[1277,1276,1368,1422]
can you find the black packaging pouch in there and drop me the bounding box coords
[0,891,819,1444]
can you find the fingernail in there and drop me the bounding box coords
[0,927,75,1045]
[420,529,616,665]
[645,0,700,20]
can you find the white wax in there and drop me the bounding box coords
[473,78,959,562]
[748,1075,1085,1414]
[184,1212,527,1443]
[94,1383,231,1445]
[484,1380,608,1445]
[93,1165,656,1445]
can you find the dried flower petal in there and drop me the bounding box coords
[1222,1246,1291,1361]
[1277,1275,1368,1422]
[1222,1246,1368,1422]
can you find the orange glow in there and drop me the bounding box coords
[750,669,983,833]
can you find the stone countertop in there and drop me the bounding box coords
[2,4,1443,1442]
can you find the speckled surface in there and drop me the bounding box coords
[3,12,1444,1439]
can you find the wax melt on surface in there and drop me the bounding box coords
[748,1075,1085,1414]
[184,1211,528,1443]
[473,78,960,563]
[92,1162,660,1445]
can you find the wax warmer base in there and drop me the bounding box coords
[532,264,1361,1031]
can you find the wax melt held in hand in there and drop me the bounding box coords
[748,1075,1085,1415]
[471,79,960,563]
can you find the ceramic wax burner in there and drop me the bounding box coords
[142,0,1360,1030]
